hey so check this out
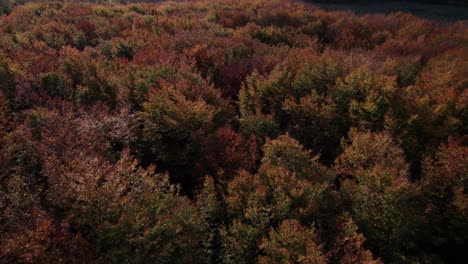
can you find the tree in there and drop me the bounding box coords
[336,130,424,262]
[223,135,330,262]
[0,56,16,111]
[421,138,468,261]
[282,92,339,162]
[327,213,382,264]
[31,106,206,262]
[203,127,259,181]
[0,0,11,15]
[97,162,205,263]
[334,68,398,132]
[140,78,227,193]
[262,135,332,183]
[59,47,117,107]
[197,177,227,264]
[259,219,326,264]
[0,0,466,262]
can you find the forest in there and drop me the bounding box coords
[0,0,467,263]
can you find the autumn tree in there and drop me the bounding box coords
[259,219,326,264]
[140,77,229,193]
[334,68,398,132]
[0,56,16,111]
[0,0,466,262]
[336,130,425,262]
[327,213,382,264]
[420,138,468,262]
[223,135,331,262]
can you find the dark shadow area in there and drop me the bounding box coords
[307,0,468,21]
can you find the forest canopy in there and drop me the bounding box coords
[0,0,467,263]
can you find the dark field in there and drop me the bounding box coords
[307,0,468,21]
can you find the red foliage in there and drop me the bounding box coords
[75,19,97,41]
[204,127,258,180]
[0,208,93,263]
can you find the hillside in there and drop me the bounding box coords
[0,0,467,263]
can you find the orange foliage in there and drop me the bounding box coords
[0,0,466,262]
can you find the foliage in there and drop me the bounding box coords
[259,219,326,264]
[336,130,426,262]
[0,0,466,263]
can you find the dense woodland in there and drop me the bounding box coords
[0,0,467,263]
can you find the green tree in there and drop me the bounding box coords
[421,138,468,256]
[0,56,16,111]
[140,77,228,193]
[259,219,326,264]
[197,177,227,264]
[335,68,397,131]
[223,135,330,263]
[336,130,424,263]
